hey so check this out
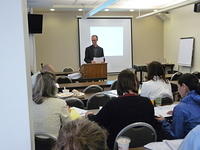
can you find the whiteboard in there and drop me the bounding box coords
[178,37,194,67]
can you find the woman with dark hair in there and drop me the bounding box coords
[54,119,108,150]
[87,69,155,149]
[156,73,200,139]
[140,61,173,100]
[32,72,70,137]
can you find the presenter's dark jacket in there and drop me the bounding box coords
[88,94,156,150]
[84,45,104,63]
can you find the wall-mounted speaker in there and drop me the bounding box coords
[194,3,200,12]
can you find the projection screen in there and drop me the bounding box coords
[78,18,133,72]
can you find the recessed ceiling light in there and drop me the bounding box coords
[78,8,83,11]
[129,9,134,12]
[50,8,55,11]
[104,9,109,11]
[153,9,158,12]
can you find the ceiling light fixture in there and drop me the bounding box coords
[78,8,83,11]
[129,9,135,12]
[83,0,119,18]
[50,8,55,11]
[104,8,109,11]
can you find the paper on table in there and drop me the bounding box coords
[154,104,177,117]
[144,139,183,150]
[93,57,104,63]
[68,72,81,79]
[70,107,87,117]
[104,90,118,97]
[144,141,171,150]
[164,139,183,150]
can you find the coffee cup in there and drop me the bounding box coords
[116,136,131,150]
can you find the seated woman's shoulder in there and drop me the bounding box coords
[138,95,152,103]
[46,97,66,104]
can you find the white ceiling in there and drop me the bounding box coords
[28,0,189,11]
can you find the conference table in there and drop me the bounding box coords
[59,80,115,89]
[54,71,74,76]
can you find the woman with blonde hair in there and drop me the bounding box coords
[54,119,108,150]
[32,72,70,137]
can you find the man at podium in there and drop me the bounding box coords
[84,35,105,63]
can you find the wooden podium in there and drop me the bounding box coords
[80,63,107,80]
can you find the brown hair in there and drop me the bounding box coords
[178,73,200,94]
[147,61,167,82]
[92,35,98,40]
[117,69,139,96]
[54,119,108,150]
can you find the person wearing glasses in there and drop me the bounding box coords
[84,35,104,63]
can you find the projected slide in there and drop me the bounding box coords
[78,18,132,72]
[90,26,123,56]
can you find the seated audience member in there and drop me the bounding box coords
[32,72,70,137]
[178,125,200,150]
[41,64,56,73]
[140,61,173,101]
[87,69,155,149]
[54,119,108,150]
[156,73,200,139]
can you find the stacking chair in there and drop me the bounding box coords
[161,97,173,105]
[87,93,111,110]
[114,122,157,149]
[83,85,103,94]
[192,71,200,79]
[63,67,73,73]
[56,76,72,84]
[64,97,84,109]
[35,132,57,150]
[110,80,118,90]
[170,72,183,81]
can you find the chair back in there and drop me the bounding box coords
[87,93,111,110]
[114,122,157,149]
[170,72,182,81]
[64,97,84,109]
[56,76,72,84]
[110,80,118,90]
[161,97,173,105]
[192,71,200,79]
[83,85,103,94]
[63,67,73,73]
[35,132,57,150]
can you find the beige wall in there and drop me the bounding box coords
[164,4,200,72]
[35,11,163,71]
